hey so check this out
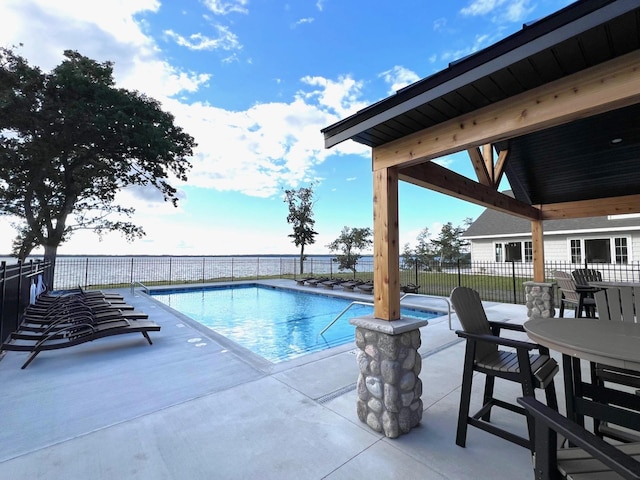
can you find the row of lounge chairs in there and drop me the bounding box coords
[1,287,160,369]
[295,277,421,295]
[295,277,375,293]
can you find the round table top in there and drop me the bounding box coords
[524,317,640,371]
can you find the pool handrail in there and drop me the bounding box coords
[130,281,149,295]
[317,293,453,338]
[317,300,374,338]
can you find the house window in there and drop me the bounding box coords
[585,238,611,263]
[615,238,628,264]
[505,242,522,262]
[493,241,533,263]
[568,237,630,264]
[570,240,582,264]
[524,241,533,262]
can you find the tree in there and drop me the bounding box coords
[0,47,196,288]
[283,184,317,274]
[402,227,436,269]
[327,226,372,276]
[431,222,470,265]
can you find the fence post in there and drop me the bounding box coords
[202,257,206,284]
[130,257,134,286]
[415,261,418,285]
[511,261,517,304]
[169,257,172,285]
[85,257,89,289]
[457,259,461,286]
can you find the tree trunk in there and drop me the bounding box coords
[42,244,58,291]
[299,244,305,274]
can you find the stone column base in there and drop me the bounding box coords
[524,281,555,320]
[350,315,428,438]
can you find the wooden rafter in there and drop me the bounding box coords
[398,161,540,220]
[467,145,509,189]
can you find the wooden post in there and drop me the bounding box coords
[373,167,401,321]
[531,219,545,282]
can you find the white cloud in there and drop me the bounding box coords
[461,0,533,23]
[201,0,249,16]
[294,18,315,27]
[379,66,420,94]
[164,25,241,51]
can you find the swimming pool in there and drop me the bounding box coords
[150,284,438,363]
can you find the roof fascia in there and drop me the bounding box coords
[322,0,635,149]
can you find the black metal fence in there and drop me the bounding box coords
[48,255,640,305]
[0,260,50,344]
[1,256,638,343]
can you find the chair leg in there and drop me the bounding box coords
[559,301,565,318]
[482,375,495,422]
[456,342,476,447]
[544,382,558,411]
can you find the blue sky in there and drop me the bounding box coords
[0,0,573,256]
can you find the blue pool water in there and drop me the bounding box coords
[151,284,438,363]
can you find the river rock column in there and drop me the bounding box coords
[524,281,555,320]
[350,315,429,439]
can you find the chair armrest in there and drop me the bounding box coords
[455,330,538,351]
[488,320,525,332]
[517,397,640,479]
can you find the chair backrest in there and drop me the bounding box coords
[450,286,497,361]
[553,271,580,302]
[595,286,639,323]
[572,269,603,286]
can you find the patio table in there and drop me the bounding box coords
[524,317,640,437]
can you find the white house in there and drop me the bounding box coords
[463,193,640,265]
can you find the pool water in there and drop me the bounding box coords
[151,284,438,363]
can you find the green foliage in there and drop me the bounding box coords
[0,47,196,269]
[401,227,436,269]
[431,222,470,264]
[403,220,472,269]
[283,184,317,274]
[327,226,372,275]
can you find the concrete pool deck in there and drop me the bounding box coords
[0,279,568,479]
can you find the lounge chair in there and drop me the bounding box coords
[294,277,314,286]
[320,279,345,289]
[450,286,558,450]
[1,318,161,369]
[340,280,364,291]
[400,283,420,294]
[356,281,374,293]
[305,277,330,287]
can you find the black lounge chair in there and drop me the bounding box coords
[295,277,314,286]
[320,279,345,289]
[340,280,364,291]
[305,277,329,287]
[401,283,421,294]
[356,281,374,293]
[1,318,161,369]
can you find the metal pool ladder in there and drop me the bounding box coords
[317,293,453,338]
[130,281,149,295]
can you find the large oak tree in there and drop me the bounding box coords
[0,47,196,288]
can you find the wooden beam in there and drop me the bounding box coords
[494,149,508,188]
[398,161,541,220]
[373,50,640,170]
[482,144,494,183]
[539,195,640,220]
[467,147,492,186]
[531,219,545,282]
[373,167,401,321]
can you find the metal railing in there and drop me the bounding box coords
[16,255,640,306]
